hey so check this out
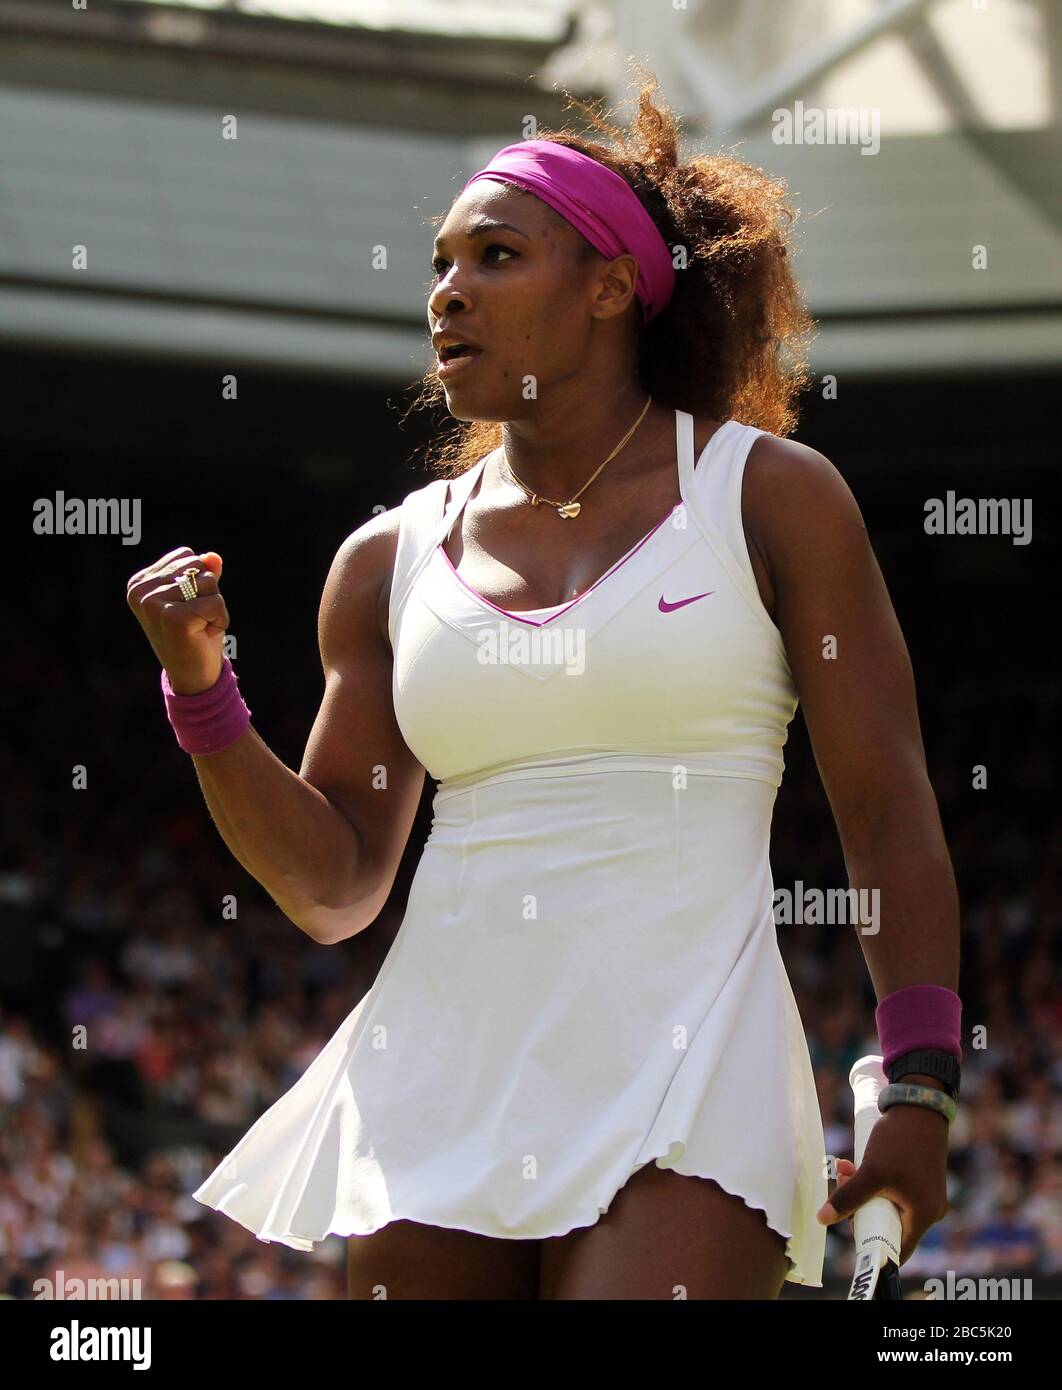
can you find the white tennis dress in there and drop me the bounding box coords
[193,408,828,1287]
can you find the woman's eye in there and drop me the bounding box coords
[430,244,516,277]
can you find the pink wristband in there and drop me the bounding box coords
[160,657,251,755]
[876,984,962,1067]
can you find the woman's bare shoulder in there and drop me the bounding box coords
[741,430,868,565]
[325,475,449,651]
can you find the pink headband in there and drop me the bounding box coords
[461,139,676,323]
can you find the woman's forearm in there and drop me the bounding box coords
[837,780,960,999]
[186,724,370,944]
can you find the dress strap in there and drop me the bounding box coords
[675,407,698,502]
[387,452,494,648]
[675,408,785,658]
[434,451,493,548]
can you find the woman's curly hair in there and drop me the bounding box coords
[405,68,815,480]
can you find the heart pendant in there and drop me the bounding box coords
[557,501,581,518]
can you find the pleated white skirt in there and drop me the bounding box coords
[194,767,827,1286]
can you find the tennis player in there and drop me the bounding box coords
[127,80,961,1300]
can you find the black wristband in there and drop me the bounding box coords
[885,1048,961,1099]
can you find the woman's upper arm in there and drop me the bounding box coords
[743,436,931,842]
[299,507,426,915]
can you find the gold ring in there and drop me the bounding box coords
[176,569,199,602]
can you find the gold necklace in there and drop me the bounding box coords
[501,395,653,519]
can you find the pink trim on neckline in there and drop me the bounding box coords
[436,502,684,626]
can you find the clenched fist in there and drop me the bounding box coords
[126,548,229,695]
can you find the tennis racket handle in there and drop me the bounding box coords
[849,1056,902,1265]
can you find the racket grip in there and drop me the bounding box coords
[849,1056,902,1266]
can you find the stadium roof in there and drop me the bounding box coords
[113,0,575,41]
[0,0,1058,379]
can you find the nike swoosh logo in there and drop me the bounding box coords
[659,591,714,612]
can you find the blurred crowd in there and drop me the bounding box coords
[1,608,1059,1300]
